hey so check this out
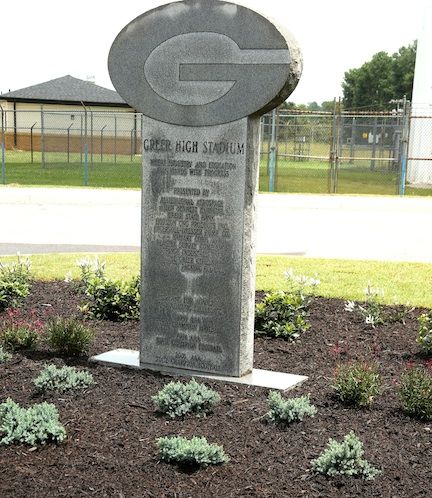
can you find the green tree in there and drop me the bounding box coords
[342,42,416,110]
[307,101,320,111]
[393,43,416,100]
[321,100,335,112]
[281,101,307,111]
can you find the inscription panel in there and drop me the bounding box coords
[140,117,249,375]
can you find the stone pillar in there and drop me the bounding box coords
[140,117,259,376]
[98,0,304,385]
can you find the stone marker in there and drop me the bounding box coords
[93,0,307,389]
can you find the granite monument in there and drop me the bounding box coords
[94,0,306,388]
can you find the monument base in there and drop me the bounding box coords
[90,349,307,391]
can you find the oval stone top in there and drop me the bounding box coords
[108,0,302,126]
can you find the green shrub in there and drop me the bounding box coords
[0,308,43,352]
[255,291,310,340]
[267,391,317,426]
[255,269,320,341]
[332,361,381,408]
[34,364,94,393]
[152,379,220,418]
[311,431,381,480]
[399,366,432,421]
[417,311,432,355]
[45,317,94,356]
[0,398,66,446]
[0,257,32,311]
[78,258,140,321]
[0,345,12,364]
[1,325,39,351]
[156,436,229,468]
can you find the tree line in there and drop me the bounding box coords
[284,41,416,112]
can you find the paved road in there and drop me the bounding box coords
[1,186,432,263]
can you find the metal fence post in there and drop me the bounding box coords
[338,109,344,173]
[100,125,106,162]
[268,109,277,192]
[130,128,134,162]
[134,112,138,157]
[82,104,89,186]
[266,116,271,173]
[141,113,144,154]
[381,117,387,169]
[1,141,4,185]
[90,111,94,165]
[80,114,83,164]
[276,107,280,185]
[84,143,89,186]
[329,98,337,193]
[350,117,356,164]
[370,116,378,171]
[399,99,410,196]
[40,106,45,168]
[0,105,6,184]
[67,123,73,163]
[114,115,117,164]
[30,122,37,163]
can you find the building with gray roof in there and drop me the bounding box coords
[0,75,131,108]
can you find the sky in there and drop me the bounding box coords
[0,0,427,104]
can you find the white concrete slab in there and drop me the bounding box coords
[91,349,307,391]
[91,348,139,367]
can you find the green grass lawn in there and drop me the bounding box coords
[2,253,431,308]
[3,149,432,196]
[259,157,432,196]
[2,151,141,188]
[256,256,432,308]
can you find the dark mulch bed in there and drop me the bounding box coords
[1,281,431,497]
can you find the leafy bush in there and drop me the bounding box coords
[267,391,317,426]
[152,379,220,418]
[255,270,319,341]
[34,364,94,393]
[0,398,66,446]
[255,291,310,340]
[0,257,32,311]
[311,431,381,480]
[332,361,381,408]
[45,317,94,356]
[399,366,432,420]
[0,345,12,364]
[0,308,43,352]
[2,325,38,351]
[78,258,140,321]
[417,311,432,355]
[156,436,229,468]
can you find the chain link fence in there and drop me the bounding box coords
[259,107,428,195]
[1,106,432,195]
[0,108,141,187]
[260,111,333,193]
